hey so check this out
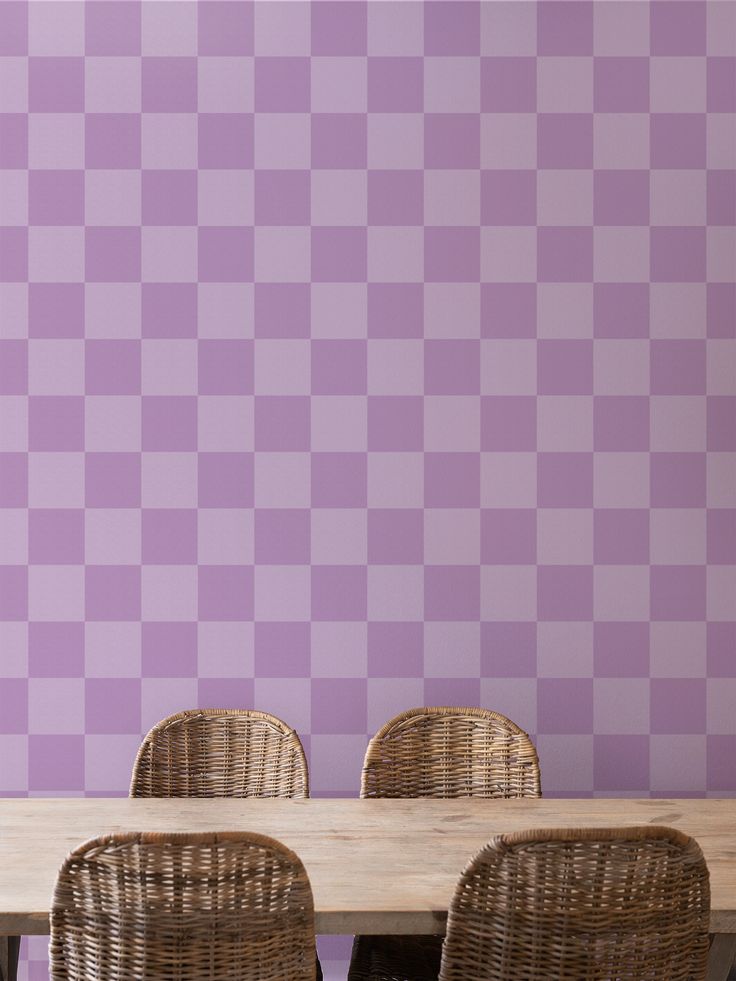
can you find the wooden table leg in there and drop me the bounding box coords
[708,934,736,981]
[0,936,20,981]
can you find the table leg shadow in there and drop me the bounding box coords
[709,934,736,981]
[0,936,19,981]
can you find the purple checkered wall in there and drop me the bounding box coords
[1,0,736,806]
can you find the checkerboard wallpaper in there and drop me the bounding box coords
[1,0,735,808]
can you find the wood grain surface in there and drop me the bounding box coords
[1,797,735,936]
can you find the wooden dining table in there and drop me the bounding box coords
[0,796,735,980]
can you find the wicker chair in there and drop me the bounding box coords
[360,707,541,798]
[49,831,317,981]
[360,706,541,800]
[349,707,541,981]
[440,826,710,981]
[130,708,309,799]
[350,826,710,981]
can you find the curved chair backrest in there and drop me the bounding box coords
[130,708,309,799]
[50,831,316,981]
[361,707,541,799]
[439,826,710,981]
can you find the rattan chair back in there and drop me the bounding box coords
[50,831,316,981]
[439,825,710,981]
[130,708,309,799]
[361,707,540,799]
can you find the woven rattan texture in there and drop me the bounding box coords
[130,709,309,799]
[439,826,710,981]
[349,707,542,981]
[360,707,541,800]
[49,831,317,981]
